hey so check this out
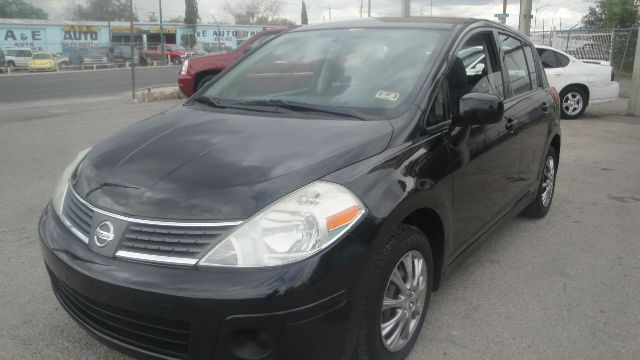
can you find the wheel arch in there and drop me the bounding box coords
[400,208,446,291]
[194,68,223,92]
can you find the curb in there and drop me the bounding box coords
[136,85,185,103]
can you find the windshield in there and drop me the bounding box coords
[203,28,445,118]
[32,53,51,59]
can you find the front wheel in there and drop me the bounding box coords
[354,224,433,360]
[522,146,558,218]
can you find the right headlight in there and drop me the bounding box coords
[198,181,366,268]
[51,148,91,216]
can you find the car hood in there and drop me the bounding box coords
[190,52,236,68]
[73,105,393,220]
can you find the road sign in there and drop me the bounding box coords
[494,13,510,19]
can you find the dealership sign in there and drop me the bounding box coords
[62,25,101,48]
[195,28,259,48]
[2,28,45,48]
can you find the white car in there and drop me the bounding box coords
[535,45,619,119]
[4,47,34,68]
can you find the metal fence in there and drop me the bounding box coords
[530,28,638,75]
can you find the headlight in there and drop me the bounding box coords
[198,181,366,268]
[52,148,91,216]
[179,59,189,75]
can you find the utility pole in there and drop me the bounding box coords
[501,0,507,24]
[159,0,165,65]
[519,0,532,35]
[130,0,136,101]
[360,0,363,18]
[368,0,371,17]
[627,5,640,115]
[107,0,112,48]
[401,0,410,17]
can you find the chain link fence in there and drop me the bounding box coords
[530,28,638,76]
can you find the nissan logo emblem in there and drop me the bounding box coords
[94,221,115,247]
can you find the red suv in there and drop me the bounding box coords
[178,27,294,96]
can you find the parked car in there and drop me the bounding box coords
[108,45,139,65]
[28,52,57,72]
[82,47,109,66]
[536,45,619,119]
[178,27,295,96]
[40,18,560,360]
[0,48,5,70]
[52,53,71,67]
[4,47,33,67]
[140,43,194,65]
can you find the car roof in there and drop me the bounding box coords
[291,17,500,32]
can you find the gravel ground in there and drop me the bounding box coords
[0,97,638,360]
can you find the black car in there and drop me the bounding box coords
[40,17,560,360]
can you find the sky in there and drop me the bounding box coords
[29,0,596,31]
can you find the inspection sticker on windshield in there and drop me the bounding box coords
[375,90,400,102]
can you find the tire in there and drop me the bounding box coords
[522,146,558,218]
[560,87,587,119]
[196,73,218,91]
[139,57,148,66]
[354,224,433,360]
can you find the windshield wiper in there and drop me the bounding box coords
[193,95,227,108]
[232,99,369,120]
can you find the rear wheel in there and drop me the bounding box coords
[354,224,433,360]
[522,146,558,218]
[560,87,587,119]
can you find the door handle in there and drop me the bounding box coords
[505,117,516,134]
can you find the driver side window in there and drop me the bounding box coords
[448,32,504,113]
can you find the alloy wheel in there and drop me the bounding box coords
[380,250,427,352]
[541,155,556,207]
[562,92,583,116]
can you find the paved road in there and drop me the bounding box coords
[0,66,180,105]
[0,98,638,359]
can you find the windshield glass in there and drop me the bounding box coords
[32,53,51,59]
[203,28,445,118]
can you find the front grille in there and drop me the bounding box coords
[59,186,241,266]
[52,276,191,358]
[120,224,232,260]
[61,188,94,241]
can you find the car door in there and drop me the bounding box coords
[499,35,550,195]
[536,47,570,90]
[448,30,522,254]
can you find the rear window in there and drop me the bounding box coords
[537,48,570,68]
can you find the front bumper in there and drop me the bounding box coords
[178,74,195,96]
[39,203,369,360]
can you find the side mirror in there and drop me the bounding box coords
[456,93,504,127]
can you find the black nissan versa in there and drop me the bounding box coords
[39,17,561,360]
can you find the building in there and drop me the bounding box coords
[0,18,270,54]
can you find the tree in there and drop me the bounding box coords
[72,0,137,22]
[184,0,199,27]
[0,0,48,19]
[582,0,639,29]
[301,1,308,25]
[225,0,293,25]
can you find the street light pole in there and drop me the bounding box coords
[211,14,222,52]
[159,0,165,65]
[627,6,640,116]
[129,0,135,101]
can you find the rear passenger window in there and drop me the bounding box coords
[500,35,532,97]
[523,46,540,89]
[537,48,570,69]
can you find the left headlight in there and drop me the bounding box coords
[198,181,366,268]
[179,59,189,75]
[52,148,91,216]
